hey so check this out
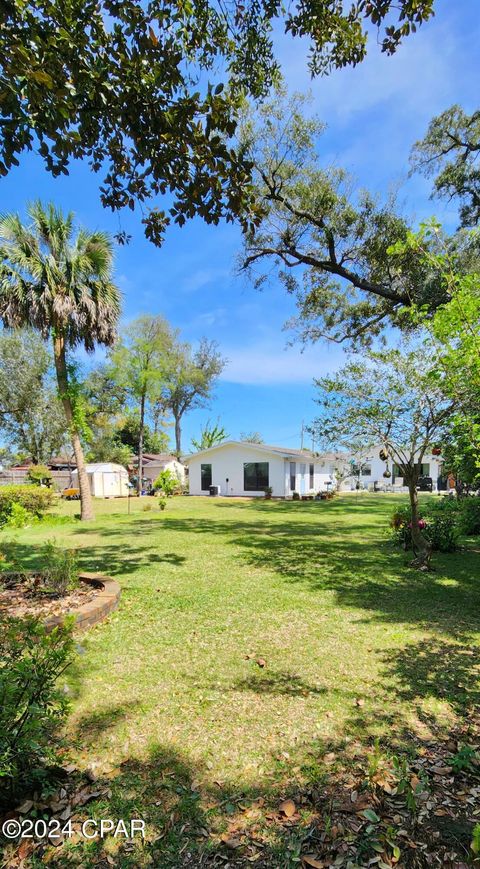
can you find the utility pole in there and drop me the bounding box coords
[300,421,304,451]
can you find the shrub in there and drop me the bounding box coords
[292,492,300,500]
[458,498,480,535]
[390,501,460,553]
[0,616,74,807]
[3,502,33,529]
[153,469,181,496]
[27,465,53,487]
[0,485,55,527]
[158,497,167,511]
[42,541,79,596]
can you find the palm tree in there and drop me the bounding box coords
[0,202,121,521]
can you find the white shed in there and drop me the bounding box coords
[73,463,129,498]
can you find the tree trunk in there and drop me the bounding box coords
[138,391,145,496]
[407,475,431,569]
[174,414,181,458]
[53,335,94,521]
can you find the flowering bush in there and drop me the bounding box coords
[390,500,459,553]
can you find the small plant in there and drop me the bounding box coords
[450,744,478,773]
[142,502,153,512]
[292,491,300,501]
[158,497,167,511]
[472,823,480,857]
[0,615,75,807]
[27,464,53,487]
[42,541,79,596]
[153,469,180,497]
[264,486,273,499]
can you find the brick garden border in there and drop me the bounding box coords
[44,573,121,633]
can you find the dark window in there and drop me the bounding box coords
[420,462,430,476]
[393,463,402,477]
[290,461,296,491]
[309,463,314,488]
[201,464,212,491]
[352,463,371,477]
[244,462,269,491]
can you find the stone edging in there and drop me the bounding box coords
[45,573,121,633]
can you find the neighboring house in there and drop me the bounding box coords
[338,445,445,492]
[72,462,129,498]
[184,441,338,497]
[135,453,186,488]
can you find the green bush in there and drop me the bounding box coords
[0,616,74,806]
[27,465,53,487]
[158,497,167,511]
[390,500,460,553]
[153,469,181,496]
[458,498,480,535]
[42,541,79,595]
[0,485,55,527]
[3,502,33,528]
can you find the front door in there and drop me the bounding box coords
[299,463,306,495]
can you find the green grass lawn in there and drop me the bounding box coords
[4,493,480,866]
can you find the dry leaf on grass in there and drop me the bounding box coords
[279,799,296,817]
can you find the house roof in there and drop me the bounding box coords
[183,441,319,462]
[72,463,128,474]
[142,453,179,464]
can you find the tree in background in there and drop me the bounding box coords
[1,1,435,244]
[312,347,455,568]
[240,91,446,346]
[162,339,226,456]
[110,315,172,493]
[191,419,229,452]
[27,464,52,486]
[0,330,67,463]
[411,106,480,228]
[240,431,264,444]
[0,203,120,520]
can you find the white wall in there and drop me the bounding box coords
[339,447,444,491]
[187,446,336,497]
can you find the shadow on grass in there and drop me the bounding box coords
[228,669,328,697]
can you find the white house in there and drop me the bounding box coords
[184,442,339,497]
[338,445,445,492]
[72,462,130,498]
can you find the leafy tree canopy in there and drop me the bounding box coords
[240,92,447,345]
[0,329,67,463]
[1,0,435,244]
[240,431,264,443]
[191,419,228,451]
[411,106,480,228]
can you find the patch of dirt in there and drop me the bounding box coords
[0,573,97,620]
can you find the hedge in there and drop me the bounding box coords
[0,485,55,525]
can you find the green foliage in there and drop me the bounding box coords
[390,500,460,553]
[153,469,180,497]
[42,540,79,595]
[458,498,480,535]
[411,106,480,227]
[158,497,167,511]
[0,616,74,806]
[3,502,33,529]
[27,464,53,486]
[241,90,447,345]
[450,744,478,773]
[0,485,55,527]
[191,419,228,451]
[0,1,433,244]
[0,330,67,463]
[471,822,480,856]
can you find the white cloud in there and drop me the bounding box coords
[221,340,345,384]
[181,267,230,293]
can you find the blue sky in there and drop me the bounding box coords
[1,0,479,452]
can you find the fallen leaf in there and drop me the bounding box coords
[302,856,324,867]
[279,799,296,817]
[256,658,266,668]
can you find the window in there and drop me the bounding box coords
[289,462,296,491]
[201,463,212,491]
[393,463,402,477]
[419,462,430,477]
[309,463,314,488]
[244,462,269,491]
[352,463,371,477]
